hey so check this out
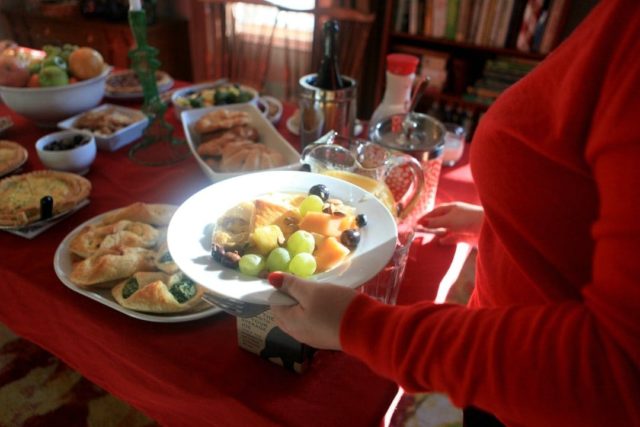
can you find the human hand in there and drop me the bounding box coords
[418,202,484,246]
[268,272,358,351]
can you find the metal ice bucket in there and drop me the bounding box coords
[298,73,357,151]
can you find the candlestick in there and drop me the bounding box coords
[129,0,142,11]
[127,7,189,166]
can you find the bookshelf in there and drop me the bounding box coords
[375,0,597,140]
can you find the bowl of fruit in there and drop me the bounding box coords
[0,44,111,128]
[171,81,259,120]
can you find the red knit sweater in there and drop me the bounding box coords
[340,1,640,426]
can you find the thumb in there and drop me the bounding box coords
[267,271,314,303]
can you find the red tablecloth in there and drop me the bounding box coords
[0,90,478,426]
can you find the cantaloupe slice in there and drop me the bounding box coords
[298,211,345,237]
[314,236,350,272]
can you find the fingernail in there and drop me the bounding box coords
[268,271,285,288]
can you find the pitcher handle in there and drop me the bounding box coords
[384,153,425,221]
[300,130,338,160]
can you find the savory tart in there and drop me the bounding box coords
[0,170,91,227]
[105,69,173,96]
[112,271,204,313]
[0,140,28,177]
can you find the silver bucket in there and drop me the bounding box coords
[298,73,357,151]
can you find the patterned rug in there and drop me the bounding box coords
[0,323,156,427]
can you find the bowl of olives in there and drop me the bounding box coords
[171,81,259,120]
[35,129,96,175]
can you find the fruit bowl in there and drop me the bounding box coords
[0,66,111,128]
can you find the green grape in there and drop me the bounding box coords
[238,254,265,277]
[299,195,324,217]
[288,253,317,277]
[266,247,291,272]
[286,230,315,256]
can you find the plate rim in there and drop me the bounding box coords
[167,170,398,306]
[53,206,223,323]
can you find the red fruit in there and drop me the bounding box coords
[0,54,30,87]
[27,73,40,87]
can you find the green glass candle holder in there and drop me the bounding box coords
[127,9,189,166]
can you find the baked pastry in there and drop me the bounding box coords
[153,242,179,274]
[73,107,144,137]
[101,202,176,227]
[212,201,255,250]
[69,219,160,258]
[194,110,250,134]
[0,140,28,177]
[0,170,91,227]
[218,141,286,172]
[70,246,157,287]
[111,271,204,313]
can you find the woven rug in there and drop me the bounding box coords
[0,323,156,427]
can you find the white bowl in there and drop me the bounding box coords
[58,103,149,152]
[171,81,259,120]
[0,67,111,128]
[181,103,301,182]
[258,95,283,124]
[36,129,97,175]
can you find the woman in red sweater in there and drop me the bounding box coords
[268,1,640,425]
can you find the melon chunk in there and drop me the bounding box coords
[298,211,345,237]
[314,236,350,272]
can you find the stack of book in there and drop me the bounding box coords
[463,56,539,104]
[394,0,568,54]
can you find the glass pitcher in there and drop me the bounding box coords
[301,133,425,222]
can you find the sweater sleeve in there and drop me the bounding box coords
[340,2,640,426]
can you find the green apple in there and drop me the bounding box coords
[42,55,68,72]
[39,65,69,87]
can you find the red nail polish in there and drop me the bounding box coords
[268,271,284,288]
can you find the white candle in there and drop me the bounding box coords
[129,0,142,11]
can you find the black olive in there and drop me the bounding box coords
[211,243,225,262]
[309,184,329,201]
[356,213,367,228]
[40,196,53,220]
[300,163,311,172]
[341,229,361,249]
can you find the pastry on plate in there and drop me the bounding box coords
[101,202,177,227]
[0,140,27,177]
[0,170,91,227]
[194,109,250,134]
[112,271,204,313]
[153,242,179,274]
[69,219,160,258]
[105,69,173,96]
[70,246,156,287]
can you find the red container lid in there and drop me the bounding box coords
[387,53,419,75]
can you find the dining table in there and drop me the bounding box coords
[0,81,479,427]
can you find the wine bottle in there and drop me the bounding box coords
[314,20,346,90]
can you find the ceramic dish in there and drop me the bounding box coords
[181,103,301,182]
[58,104,149,152]
[104,69,174,100]
[258,95,283,124]
[0,116,13,136]
[0,139,28,177]
[167,170,398,306]
[53,208,223,323]
[172,81,259,120]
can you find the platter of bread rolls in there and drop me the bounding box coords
[53,202,222,322]
[181,103,301,182]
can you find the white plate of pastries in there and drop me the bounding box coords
[53,202,222,322]
[181,103,302,182]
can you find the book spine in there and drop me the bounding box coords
[408,0,420,34]
[468,0,485,44]
[455,0,472,42]
[423,0,434,36]
[495,0,516,47]
[445,0,460,40]
[394,0,409,32]
[539,0,566,53]
[474,0,491,45]
[504,0,528,48]
[432,0,448,38]
[488,0,505,47]
[516,0,544,51]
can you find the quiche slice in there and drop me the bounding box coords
[105,69,173,95]
[0,170,91,227]
[0,140,28,177]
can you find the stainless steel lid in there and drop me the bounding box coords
[370,112,445,157]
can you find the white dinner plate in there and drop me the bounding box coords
[167,170,398,306]
[53,208,223,323]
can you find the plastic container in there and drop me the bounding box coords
[368,54,419,138]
